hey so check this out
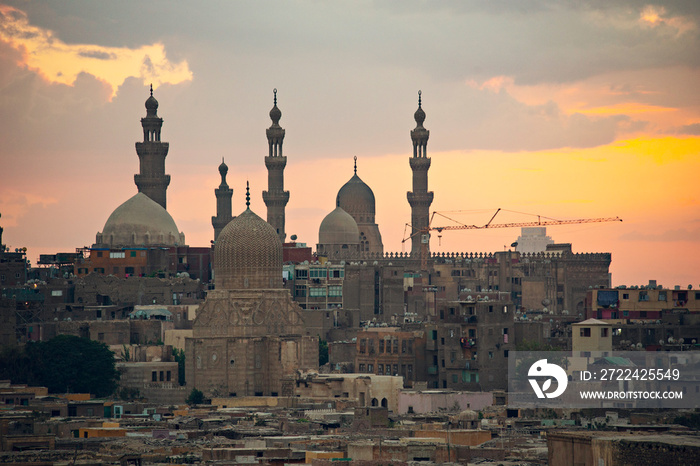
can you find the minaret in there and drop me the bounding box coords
[262,89,290,242]
[407,90,434,259]
[134,85,170,209]
[211,159,234,241]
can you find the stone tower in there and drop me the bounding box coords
[262,89,290,243]
[407,90,434,258]
[134,85,170,210]
[212,159,234,242]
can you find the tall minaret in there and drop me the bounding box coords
[407,90,434,258]
[134,85,170,209]
[211,159,233,242]
[262,89,289,243]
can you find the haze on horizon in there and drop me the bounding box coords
[0,1,698,288]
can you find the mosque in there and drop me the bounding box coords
[84,87,611,395]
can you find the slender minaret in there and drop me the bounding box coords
[212,159,234,242]
[134,85,170,209]
[262,89,290,242]
[407,90,434,258]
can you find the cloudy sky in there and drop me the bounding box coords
[0,1,698,288]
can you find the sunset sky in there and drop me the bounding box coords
[0,1,698,288]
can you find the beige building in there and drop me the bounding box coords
[293,373,403,413]
[186,194,318,397]
[572,318,612,354]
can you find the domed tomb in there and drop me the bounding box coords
[334,158,384,255]
[319,206,359,246]
[95,193,185,247]
[336,172,376,223]
[214,206,283,290]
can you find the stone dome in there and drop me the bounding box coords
[336,173,376,219]
[319,207,359,246]
[214,207,283,290]
[96,193,185,247]
[455,409,478,421]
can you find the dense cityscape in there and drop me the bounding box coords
[1,3,699,465]
[1,86,698,465]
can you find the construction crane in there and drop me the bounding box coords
[402,208,623,271]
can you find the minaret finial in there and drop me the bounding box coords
[273,88,277,106]
[418,90,422,108]
[354,156,357,174]
[246,181,250,208]
[150,83,153,97]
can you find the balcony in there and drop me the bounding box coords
[460,337,477,349]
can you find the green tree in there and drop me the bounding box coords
[186,388,204,405]
[318,338,329,366]
[172,348,186,386]
[0,335,119,397]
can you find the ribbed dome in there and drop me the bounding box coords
[214,208,283,290]
[319,207,359,246]
[97,193,184,247]
[336,173,376,218]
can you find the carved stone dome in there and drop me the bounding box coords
[96,193,185,247]
[336,173,376,220]
[214,207,282,290]
[319,207,359,246]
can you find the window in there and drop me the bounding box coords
[309,269,326,279]
[580,327,591,337]
[407,340,413,354]
[402,340,407,353]
[378,364,383,374]
[659,292,668,301]
[623,293,629,299]
[379,339,384,353]
[110,251,125,259]
[330,268,344,278]
[96,251,103,257]
[393,339,398,354]
[295,269,308,279]
[488,352,493,359]
[328,285,342,297]
[368,340,375,354]
[452,374,458,383]
[130,251,137,257]
[601,328,609,337]
[639,291,649,302]
[309,287,325,297]
[367,364,373,373]
[98,333,104,341]
[167,371,171,381]
[359,339,366,354]
[359,364,366,372]
[489,305,493,313]
[294,285,306,297]
[393,364,398,375]
[152,371,157,382]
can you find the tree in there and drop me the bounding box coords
[0,335,119,398]
[186,388,204,405]
[172,348,186,386]
[318,338,329,366]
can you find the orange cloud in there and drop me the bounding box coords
[639,5,696,35]
[0,5,192,99]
